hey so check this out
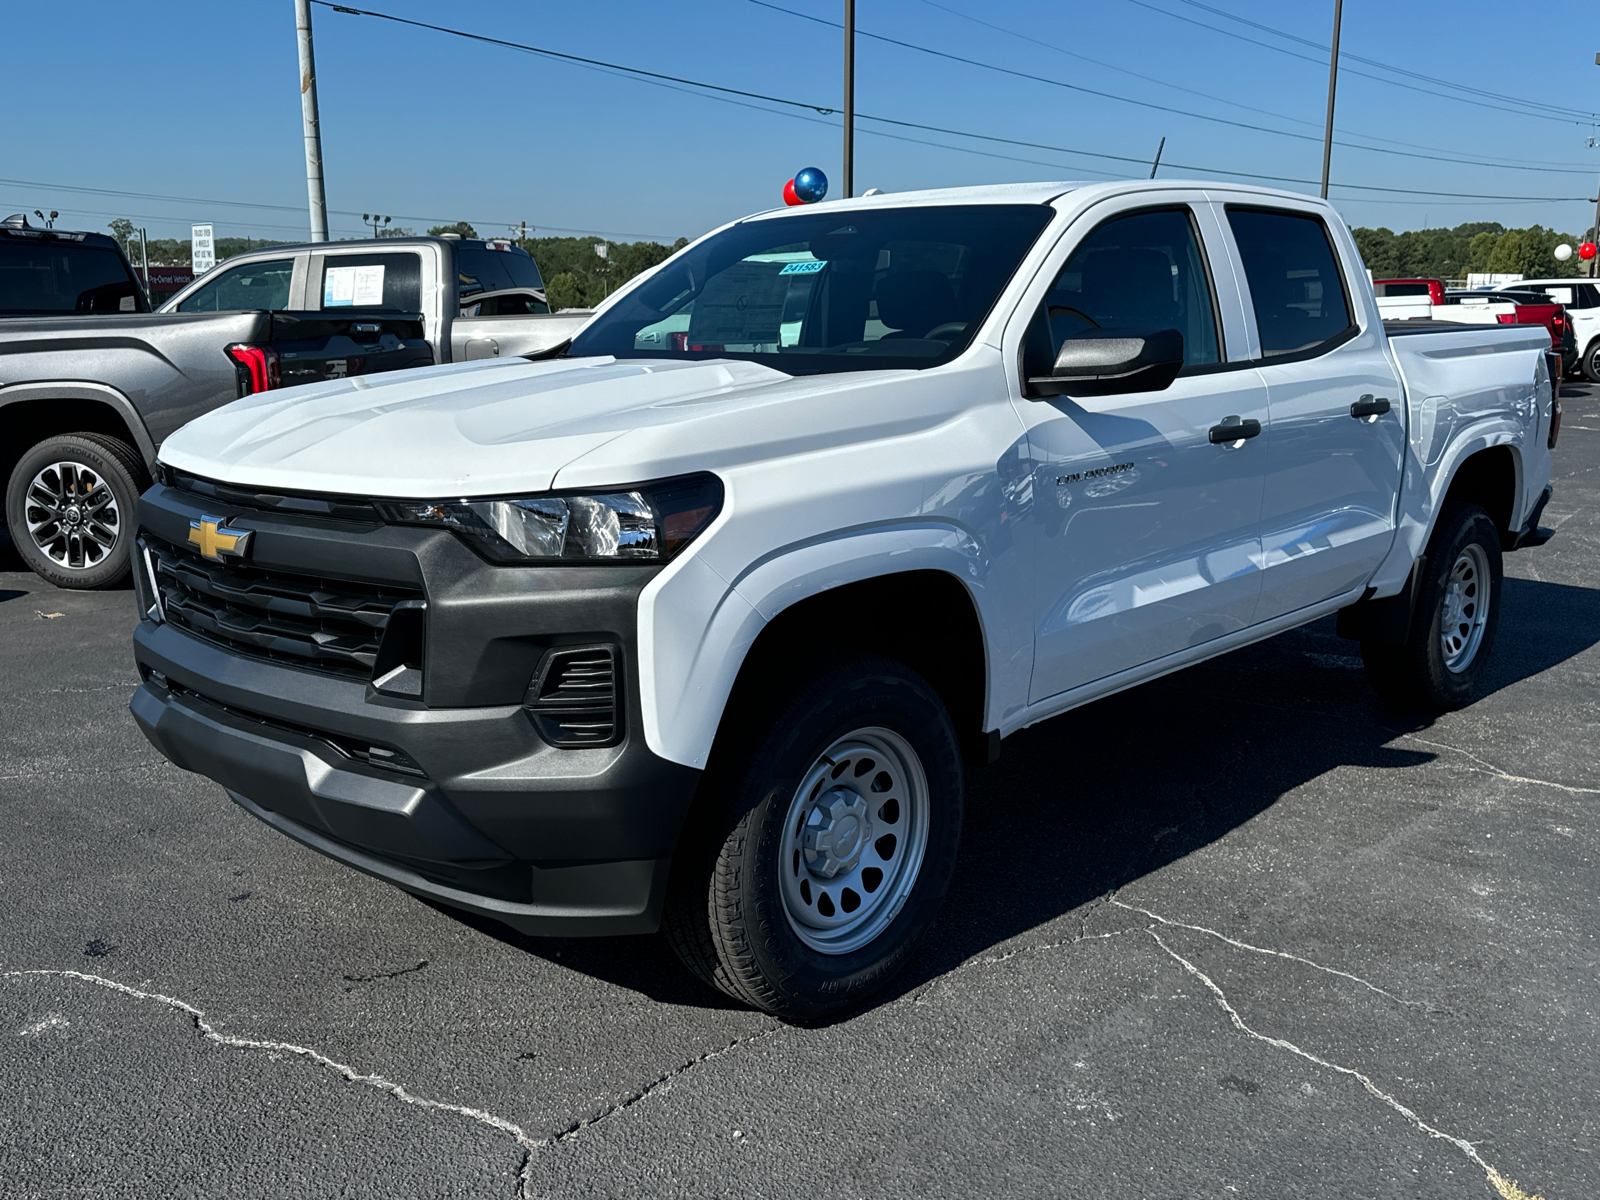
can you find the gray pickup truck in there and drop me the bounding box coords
[1,223,586,588]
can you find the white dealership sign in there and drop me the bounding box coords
[191,224,216,274]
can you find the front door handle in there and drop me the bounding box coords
[1351,395,1391,419]
[1209,416,1262,445]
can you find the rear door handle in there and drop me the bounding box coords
[1351,395,1391,419]
[1209,416,1262,445]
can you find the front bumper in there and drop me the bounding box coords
[130,483,701,936]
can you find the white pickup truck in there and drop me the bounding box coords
[128,181,1558,1019]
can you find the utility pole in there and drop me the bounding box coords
[1319,0,1343,200]
[295,0,329,242]
[139,227,151,308]
[1591,54,1599,278]
[843,0,855,198]
[1149,137,1165,179]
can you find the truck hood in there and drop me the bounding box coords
[156,356,797,497]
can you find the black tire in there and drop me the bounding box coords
[663,654,964,1022]
[1583,338,1600,385]
[4,433,144,589]
[1361,502,1502,711]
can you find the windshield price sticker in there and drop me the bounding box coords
[324,265,386,307]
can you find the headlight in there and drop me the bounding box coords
[375,473,723,564]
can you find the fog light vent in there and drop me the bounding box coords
[525,645,620,747]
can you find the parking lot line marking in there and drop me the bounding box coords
[1111,899,1425,1008]
[1144,931,1547,1200]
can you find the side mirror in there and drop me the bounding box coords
[1027,327,1184,398]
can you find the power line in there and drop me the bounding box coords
[748,0,1596,175]
[1165,0,1598,119]
[311,2,1590,205]
[0,177,678,242]
[904,0,1592,171]
[1120,0,1595,126]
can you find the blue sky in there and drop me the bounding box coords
[5,0,1598,246]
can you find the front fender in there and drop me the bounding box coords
[636,521,1008,769]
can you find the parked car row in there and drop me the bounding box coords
[1372,274,1594,378]
[0,215,587,587]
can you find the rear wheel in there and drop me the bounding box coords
[1583,338,1600,384]
[4,434,144,589]
[663,654,964,1022]
[1361,502,1502,710]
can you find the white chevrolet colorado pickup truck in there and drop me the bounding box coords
[128,181,1559,1019]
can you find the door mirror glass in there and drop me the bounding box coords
[1029,327,1184,397]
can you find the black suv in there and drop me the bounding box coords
[1,214,149,316]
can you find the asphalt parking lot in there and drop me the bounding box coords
[3,384,1597,1200]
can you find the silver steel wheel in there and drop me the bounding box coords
[1439,543,1490,673]
[23,461,122,571]
[778,726,931,955]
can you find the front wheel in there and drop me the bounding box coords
[1361,502,1502,710]
[663,655,964,1022]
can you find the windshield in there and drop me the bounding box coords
[568,204,1054,374]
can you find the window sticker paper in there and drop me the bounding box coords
[324,264,386,307]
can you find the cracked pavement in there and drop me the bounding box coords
[4,384,1598,1199]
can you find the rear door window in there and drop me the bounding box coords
[0,241,142,314]
[176,259,295,312]
[319,252,421,311]
[1227,208,1355,357]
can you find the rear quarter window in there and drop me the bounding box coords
[0,242,141,314]
[319,252,421,311]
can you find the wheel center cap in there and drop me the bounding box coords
[803,788,873,879]
[63,505,82,526]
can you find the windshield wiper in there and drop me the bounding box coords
[523,338,572,361]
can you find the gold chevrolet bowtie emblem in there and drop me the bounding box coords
[187,516,252,563]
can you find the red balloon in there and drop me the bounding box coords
[1581,242,1598,261]
[783,178,803,206]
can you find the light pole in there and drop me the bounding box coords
[843,0,855,199]
[1320,0,1343,200]
[1591,53,1599,278]
[364,214,391,237]
[296,0,329,242]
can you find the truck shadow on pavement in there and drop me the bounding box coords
[443,575,1600,1020]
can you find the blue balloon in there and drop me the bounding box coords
[793,167,828,204]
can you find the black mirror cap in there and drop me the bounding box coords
[1027,327,1184,398]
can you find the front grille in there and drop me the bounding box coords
[146,533,422,682]
[524,645,621,747]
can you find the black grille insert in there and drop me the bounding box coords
[146,533,422,682]
[525,645,621,747]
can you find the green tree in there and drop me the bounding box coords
[1485,230,1525,275]
[107,218,137,257]
[517,235,687,307]
[1351,219,1588,282]
[545,272,583,311]
[428,221,478,238]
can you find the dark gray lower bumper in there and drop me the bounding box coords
[131,621,701,936]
